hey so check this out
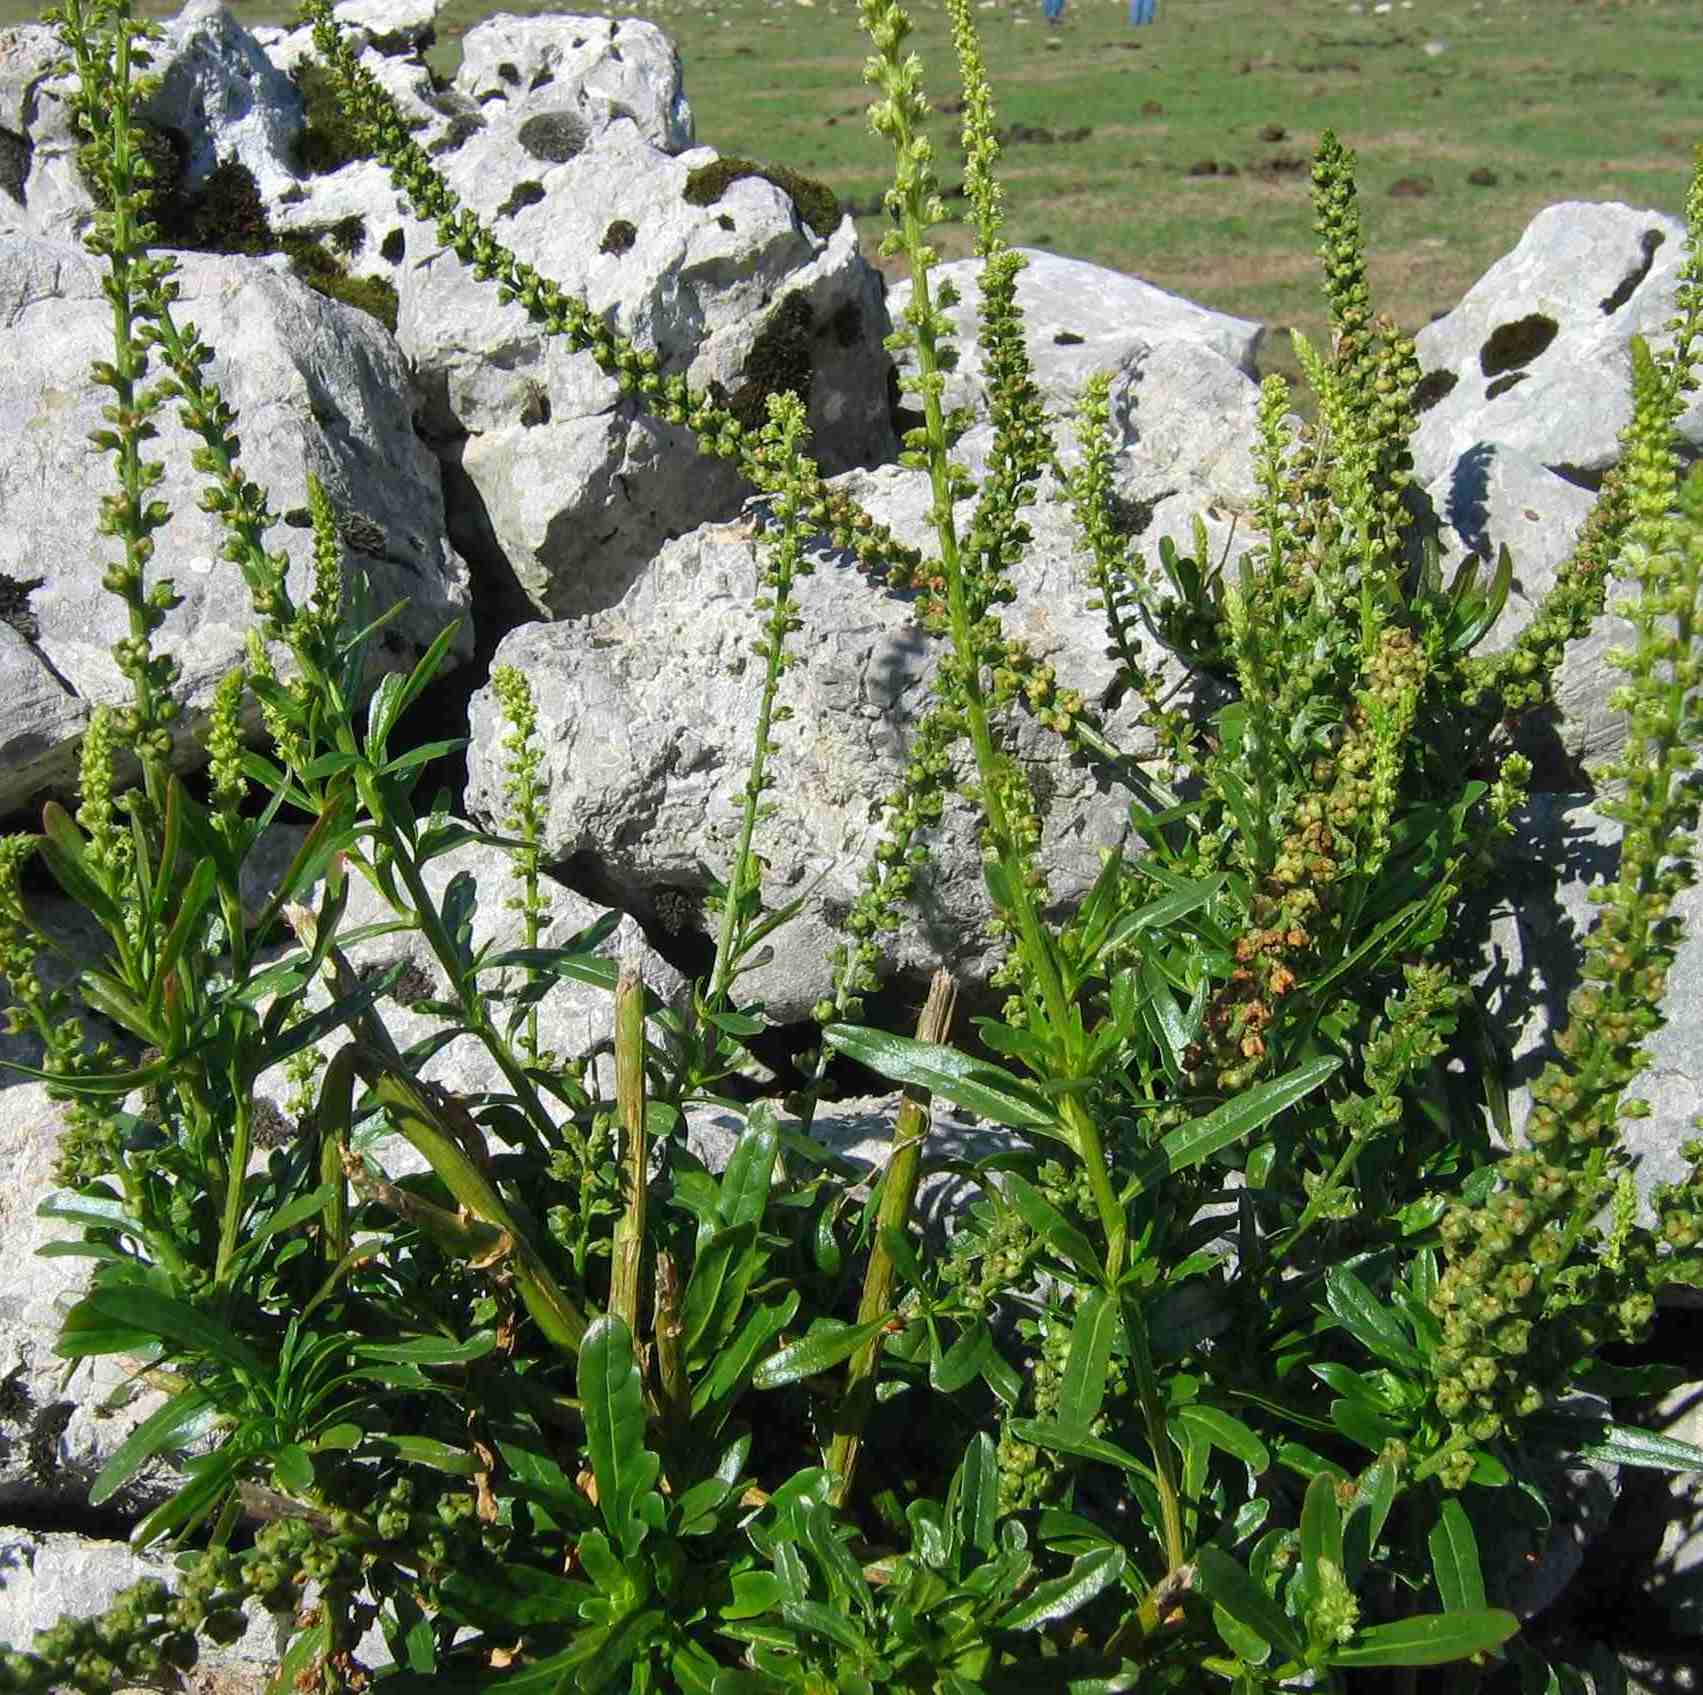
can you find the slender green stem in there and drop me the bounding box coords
[610,958,648,1336]
[1122,1290,1186,1572]
[829,969,957,1504]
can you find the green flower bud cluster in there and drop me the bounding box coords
[1651,1138,1703,1285]
[491,663,549,1057]
[207,667,250,839]
[1430,356,1703,1466]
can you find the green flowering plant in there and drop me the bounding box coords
[0,0,1701,1690]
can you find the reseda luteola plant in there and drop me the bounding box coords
[2,0,1703,1687]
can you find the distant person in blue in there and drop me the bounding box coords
[1042,0,1065,24]
[1130,0,1157,21]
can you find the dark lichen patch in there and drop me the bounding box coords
[1485,371,1529,401]
[290,57,374,177]
[683,156,840,242]
[1413,368,1458,414]
[0,573,45,643]
[519,382,552,427]
[428,113,486,157]
[1479,313,1558,379]
[1599,226,1666,314]
[828,299,863,349]
[497,60,522,85]
[176,156,274,255]
[0,1363,30,1424]
[1053,329,1086,346]
[496,180,547,220]
[654,887,703,936]
[26,1402,73,1486]
[716,213,735,232]
[600,218,638,256]
[1107,487,1174,540]
[381,228,406,264]
[250,1097,296,1151]
[519,110,591,164]
[0,128,30,206]
[326,214,367,257]
[724,292,816,432]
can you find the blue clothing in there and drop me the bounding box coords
[1042,0,1065,19]
[1130,0,1156,21]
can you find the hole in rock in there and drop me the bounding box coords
[1599,226,1666,315]
[1479,313,1559,379]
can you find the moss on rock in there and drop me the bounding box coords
[289,57,374,177]
[682,156,840,241]
[720,292,816,432]
[599,218,637,256]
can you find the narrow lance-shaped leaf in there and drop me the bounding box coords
[578,1314,661,1551]
[1328,1610,1519,1669]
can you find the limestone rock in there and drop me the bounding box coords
[1466,793,1703,1211]
[0,622,86,817]
[462,462,1232,1022]
[0,1082,167,1514]
[1413,202,1703,487]
[0,1531,384,1690]
[0,232,472,818]
[687,1096,1016,1235]
[1419,442,1632,782]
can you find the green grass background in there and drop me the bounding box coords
[9,0,1701,383]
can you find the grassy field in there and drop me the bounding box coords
[7,0,1701,381]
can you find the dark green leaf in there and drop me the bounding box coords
[579,1314,661,1549]
[821,1026,1063,1135]
[1176,1405,1270,1474]
[751,1316,891,1390]
[440,1562,596,1630]
[1125,1056,1340,1200]
[67,1288,266,1380]
[1324,1267,1422,1370]
[719,1108,780,1230]
[950,1432,999,1558]
[89,1389,214,1507]
[1001,1173,1104,1283]
[1058,1290,1120,1428]
[999,1546,1125,1631]
[932,1319,994,1396]
[352,1332,498,1365]
[1194,1547,1303,1658]
[1430,1499,1486,1614]
[1301,1471,1344,1591]
[1329,1610,1518,1669]
[1006,1419,1158,1483]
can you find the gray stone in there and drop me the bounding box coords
[329,0,444,59]
[451,12,693,157]
[0,232,472,818]
[686,1094,1016,1235]
[1418,441,1639,780]
[0,621,86,819]
[1413,202,1703,488]
[1466,793,1703,1212]
[887,250,1264,406]
[462,462,1230,1022]
[0,1082,169,1514]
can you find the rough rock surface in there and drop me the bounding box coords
[1413,202,1703,486]
[1464,793,1703,1209]
[463,462,1233,1022]
[256,9,891,618]
[0,232,472,819]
